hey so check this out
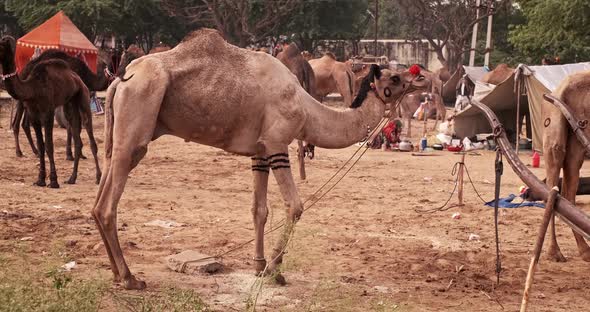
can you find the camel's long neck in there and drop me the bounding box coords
[92,64,110,91]
[300,92,385,149]
[2,57,34,101]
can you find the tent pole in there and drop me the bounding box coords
[515,77,522,154]
[469,0,481,67]
[515,76,522,155]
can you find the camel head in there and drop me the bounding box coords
[351,64,427,108]
[117,44,145,77]
[0,36,16,70]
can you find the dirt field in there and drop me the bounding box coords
[1,103,590,311]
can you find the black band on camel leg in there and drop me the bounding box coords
[267,153,289,159]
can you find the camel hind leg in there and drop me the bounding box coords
[93,72,167,290]
[562,134,590,261]
[543,110,567,262]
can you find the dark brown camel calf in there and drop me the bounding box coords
[0,36,101,187]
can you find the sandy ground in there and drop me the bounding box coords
[1,102,590,312]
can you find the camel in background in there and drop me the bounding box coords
[12,50,110,159]
[94,28,427,290]
[482,63,514,85]
[543,70,590,262]
[276,42,318,180]
[0,36,101,188]
[397,88,445,138]
[308,52,356,106]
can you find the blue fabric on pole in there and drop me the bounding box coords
[485,194,545,209]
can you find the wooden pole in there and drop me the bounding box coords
[297,140,306,180]
[457,154,466,206]
[469,0,481,67]
[483,0,494,67]
[520,186,559,312]
[374,0,378,56]
[515,76,522,154]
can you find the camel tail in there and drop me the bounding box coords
[104,78,120,160]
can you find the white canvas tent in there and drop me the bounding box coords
[442,66,488,102]
[454,62,590,151]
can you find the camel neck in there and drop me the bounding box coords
[1,58,21,99]
[300,92,385,149]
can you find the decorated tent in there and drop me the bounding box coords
[15,11,97,73]
[454,62,590,151]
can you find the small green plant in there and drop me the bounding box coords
[111,287,208,312]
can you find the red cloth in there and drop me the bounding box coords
[382,120,401,143]
[15,11,97,73]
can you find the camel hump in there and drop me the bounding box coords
[282,43,302,59]
[30,59,69,78]
[181,28,224,43]
[324,52,336,60]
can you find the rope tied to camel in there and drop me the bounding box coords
[415,157,490,214]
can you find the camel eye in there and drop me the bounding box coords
[391,76,401,85]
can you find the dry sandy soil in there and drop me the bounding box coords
[1,102,589,311]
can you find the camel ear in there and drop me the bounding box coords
[369,64,382,80]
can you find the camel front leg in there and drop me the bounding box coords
[267,149,303,285]
[65,110,83,185]
[43,111,59,188]
[12,101,24,157]
[562,136,590,261]
[22,112,38,156]
[31,118,46,187]
[251,156,270,274]
[66,128,74,161]
[84,120,102,184]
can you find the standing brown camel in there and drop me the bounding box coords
[397,89,445,138]
[276,42,318,180]
[309,52,356,106]
[482,63,514,85]
[0,36,101,187]
[94,29,424,290]
[12,50,111,158]
[543,70,590,262]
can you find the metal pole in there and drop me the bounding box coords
[374,0,379,56]
[469,0,481,67]
[484,0,493,67]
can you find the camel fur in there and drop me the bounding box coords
[276,43,318,180]
[0,36,101,188]
[12,49,110,159]
[95,28,424,290]
[542,70,590,262]
[309,53,356,106]
[482,63,514,85]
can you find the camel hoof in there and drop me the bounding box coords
[254,259,267,274]
[16,151,23,158]
[548,246,567,262]
[273,273,287,286]
[48,181,60,189]
[66,155,74,161]
[123,276,146,290]
[65,177,76,185]
[34,180,46,187]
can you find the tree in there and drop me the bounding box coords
[282,0,370,53]
[163,0,300,48]
[394,0,509,70]
[5,0,120,42]
[509,0,590,64]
